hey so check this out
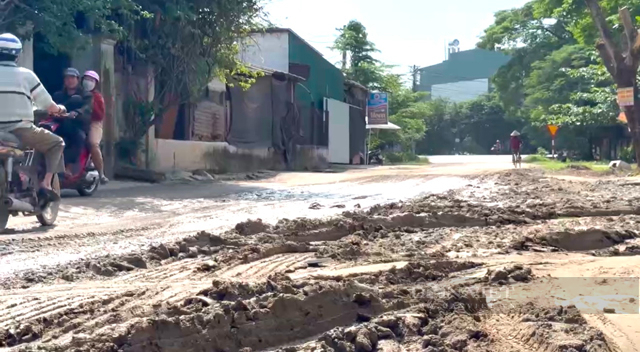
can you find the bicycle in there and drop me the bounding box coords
[512,150,522,168]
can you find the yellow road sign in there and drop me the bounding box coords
[547,124,559,137]
[619,112,628,123]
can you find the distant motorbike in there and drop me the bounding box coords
[491,145,502,154]
[37,95,100,196]
[368,150,384,165]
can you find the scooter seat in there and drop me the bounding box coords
[0,131,21,148]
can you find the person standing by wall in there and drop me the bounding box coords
[81,71,108,184]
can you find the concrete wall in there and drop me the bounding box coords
[16,38,33,70]
[431,79,489,103]
[150,138,328,173]
[239,33,289,72]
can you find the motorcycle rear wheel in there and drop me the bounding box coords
[37,174,60,226]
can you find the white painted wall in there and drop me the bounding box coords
[326,98,350,164]
[431,79,489,103]
[239,33,289,72]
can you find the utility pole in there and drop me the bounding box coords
[410,65,420,92]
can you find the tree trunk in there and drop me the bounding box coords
[625,104,640,163]
[585,0,640,166]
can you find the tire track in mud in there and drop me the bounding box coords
[484,312,616,352]
[0,257,215,334]
[0,178,441,284]
[0,251,343,334]
[216,252,316,280]
[583,314,637,352]
[2,170,639,350]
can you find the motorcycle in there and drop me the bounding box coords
[368,149,384,165]
[38,99,100,197]
[0,128,61,232]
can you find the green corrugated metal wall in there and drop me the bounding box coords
[288,33,344,109]
[418,48,511,90]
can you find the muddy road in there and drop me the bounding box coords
[1,163,640,352]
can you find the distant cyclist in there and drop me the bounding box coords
[491,140,502,154]
[510,130,522,165]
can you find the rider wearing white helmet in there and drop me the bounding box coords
[0,33,65,201]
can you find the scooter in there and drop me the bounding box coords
[38,96,100,196]
[368,149,384,165]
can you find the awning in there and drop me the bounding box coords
[366,122,401,130]
[365,116,401,130]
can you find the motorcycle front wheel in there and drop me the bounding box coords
[37,174,60,226]
[0,164,9,231]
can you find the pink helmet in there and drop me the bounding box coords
[83,70,100,82]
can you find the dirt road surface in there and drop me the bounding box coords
[1,159,639,352]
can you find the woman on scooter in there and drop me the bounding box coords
[52,68,93,175]
[82,71,108,184]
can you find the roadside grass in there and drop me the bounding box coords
[523,155,611,172]
[382,153,430,165]
[385,158,430,166]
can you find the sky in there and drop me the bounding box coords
[263,0,530,76]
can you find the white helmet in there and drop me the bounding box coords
[0,33,22,58]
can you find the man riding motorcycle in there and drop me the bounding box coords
[0,33,66,202]
[52,68,93,175]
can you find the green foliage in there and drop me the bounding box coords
[416,94,520,155]
[130,0,264,114]
[524,154,548,162]
[117,97,154,163]
[0,0,264,122]
[537,147,549,156]
[620,145,635,163]
[383,151,427,164]
[332,20,383,89]
[331,23,428,158]
[474,0,640,160]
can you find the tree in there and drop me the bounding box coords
[371,72,428,153]
[2,0,265,162]
[472,0,640,160]
[478,2,575,114]
[332,20,384,88]
[0,0,264,110]
[584,0,640,164]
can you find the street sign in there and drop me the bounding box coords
[367,92,389,125]
[547,124,559,159]
[618,87,634,107]
[619,112,628,123]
